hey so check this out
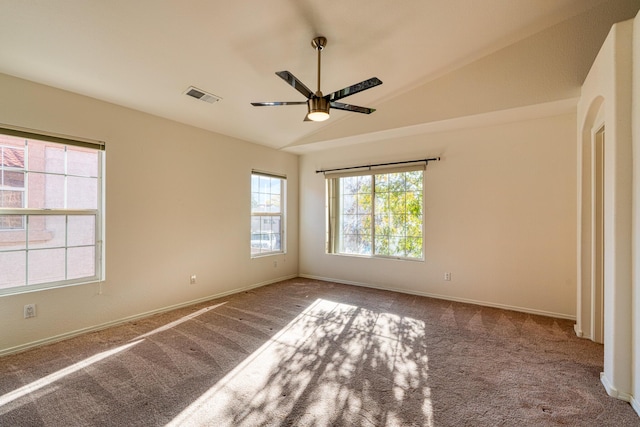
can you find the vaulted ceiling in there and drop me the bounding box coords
[0,0,638,152]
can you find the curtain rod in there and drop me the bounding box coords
[316,157,440,174]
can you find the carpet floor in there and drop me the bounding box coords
[0,278,638,426]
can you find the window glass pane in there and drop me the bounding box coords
[342,214,356,235]
[406,237,423,259]
[251,192,260,213]
[67,148,98,177]
[27,172,63,208]
[358,234,372,255]
[258,193,269,211]
[374,173,388,192]
[44,144,65,174]
[270,194,281,212]
[1,145,25,168]
[342,234,358,254]
[406,171,422,191]
[0,251,26,288]
[358,193,372,214]
[28,248,65,285]
[0,190,23,208]
[342,176,358,195]
[2,170,25,187]
[250,216,262,234]
[375,193,389,213]
[28,215,65,249]
[375,235,389,256]
[68,246,96,279]
[68,176,98,209]
[270,178,281,195]
[342,194,356,214]
[259,176,270,193]
[68,215,96,246]
[0,217,26,239]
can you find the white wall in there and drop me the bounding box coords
[577,17,635,405]
[299,112,577,318]
[0,73,298,355]
[632,10,640,416]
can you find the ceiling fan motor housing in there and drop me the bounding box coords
[308,95,329,114]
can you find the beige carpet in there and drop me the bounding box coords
[0,278,637,426]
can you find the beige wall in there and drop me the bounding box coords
[0,73,299,355]
[299,112,577,318]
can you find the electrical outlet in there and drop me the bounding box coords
[190,275,197,284]
[24,303,36,319]
[273,261,278,268]
[444,272,452,281]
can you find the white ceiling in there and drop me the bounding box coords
[0,0,625,151]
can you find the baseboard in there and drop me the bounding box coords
[600,372,633,402]
[573,324,583,337]
[299,274,576,320]
[0,274,297,358]
[631,395,640,418]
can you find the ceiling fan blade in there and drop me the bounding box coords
[328,77,382,102]
[251,101,308,106]
[275,71,313,99]
[330,101,376,114]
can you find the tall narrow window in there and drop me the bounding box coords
[0,127,104,295]
[326,166,424,260]
[251,171,285,256]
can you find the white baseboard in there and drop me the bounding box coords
[299,274,576,320]
[573,324,583,337]
[631,395,640,418]
[600,372,633,402]
[0,274,297,358]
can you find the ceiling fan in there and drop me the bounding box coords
[251,36,382,122]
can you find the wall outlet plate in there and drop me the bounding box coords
[24,303,36,319]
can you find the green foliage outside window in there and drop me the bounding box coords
[337,170,423,259]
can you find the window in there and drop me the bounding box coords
[251,171,285,256]
[326,166,424,260]
[0,127,104,294]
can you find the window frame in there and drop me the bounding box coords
[0,126,105,295]
[251,170,286,258]
[326,165,425,261]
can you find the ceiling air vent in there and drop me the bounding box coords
[184,86,221,104]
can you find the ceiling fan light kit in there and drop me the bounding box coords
[252,36,382,122]
[307,96,330,121]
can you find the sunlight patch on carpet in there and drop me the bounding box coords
[0,340,143,411]
[167,298,433,427]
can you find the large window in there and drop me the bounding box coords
[251,171,285,256]
[0,127,104,294]
[326,166,424,260]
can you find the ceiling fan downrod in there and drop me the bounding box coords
[311,37,326,96]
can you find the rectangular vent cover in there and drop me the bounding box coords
[184,86,221,104]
